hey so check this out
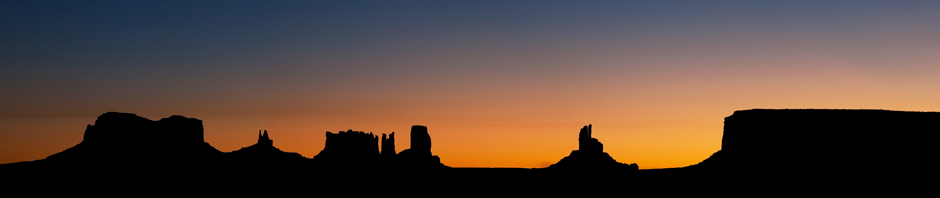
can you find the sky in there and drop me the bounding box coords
[3,0,940,168]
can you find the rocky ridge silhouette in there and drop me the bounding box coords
[4,109,936,193]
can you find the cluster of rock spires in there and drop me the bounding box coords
[312,129,380,165]
[311,125,446,169]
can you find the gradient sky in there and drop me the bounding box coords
[3,1,940,168]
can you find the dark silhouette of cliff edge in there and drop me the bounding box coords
[689,109,940,183]
[547,124,638,171]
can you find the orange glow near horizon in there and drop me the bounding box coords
[4,39,940,168]
[5,92,940,168]
[4,1,940,169]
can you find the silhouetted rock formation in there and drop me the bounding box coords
[396,125,448,169]
[578,124,602,153]
[13,109,940,191]
[227,130,307,165]
[548,124,638,171]
[259,130,273,146]
[312,129,380,167]
[382,132,396,156]
[307,126,448,170]
[691,109,940,182]
[411,125,432,154]
[44,112,223,166]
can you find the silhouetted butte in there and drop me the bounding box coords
[395,125,448,169]
[548,124,638,171]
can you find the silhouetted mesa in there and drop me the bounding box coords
[45,112,223,164]
[691,109,940,180]
[4,112,227,177]
[548,124,638,171]
[312,129,380,167]
[396,125,448,169]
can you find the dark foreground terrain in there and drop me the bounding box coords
[3,109,937,193]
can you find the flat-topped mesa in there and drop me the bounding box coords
[692,109,940,177]
[45,112,222,164]
[312,129,380,165]
[81,112,205,146]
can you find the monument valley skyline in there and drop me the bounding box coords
[4,1,940,169]
[8,108,934,193]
